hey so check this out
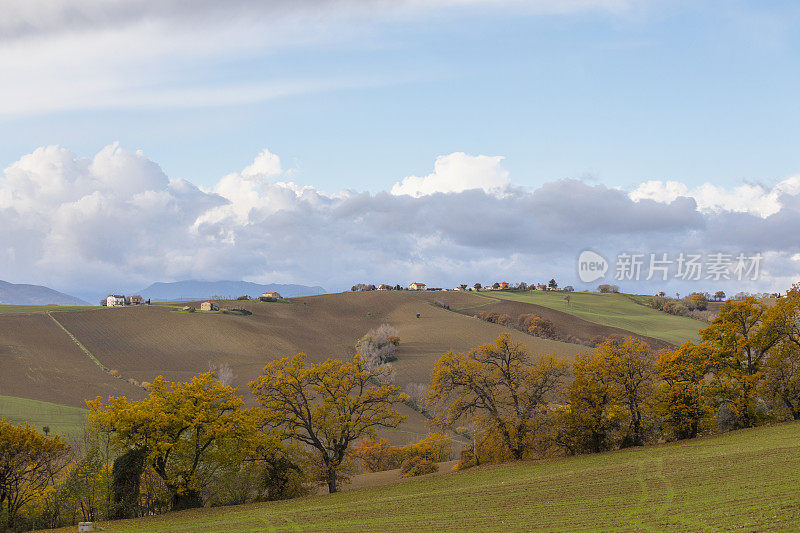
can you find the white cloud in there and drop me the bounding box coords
[1,143,799,298]
[391,152,510,197]
[629,177,800,218]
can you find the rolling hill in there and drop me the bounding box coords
[0,289,703,444]
[0,279,88,306]
[486,290,704,345]
[54,421,800,532]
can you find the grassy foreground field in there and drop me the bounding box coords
[70,422,800,532]
[0,395,87,439]
[0,304,98,314]
[488,291,702,345]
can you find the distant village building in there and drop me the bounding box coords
[106,295,125,307]
[128,295,145,305]
[200,301,219,311]
[536,284,547,291]
[261,291,281,299]
[409,282,426,291]
[377,284,393,291]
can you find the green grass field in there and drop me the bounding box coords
[73,422,800,532]
[487,291,702,344]
[0,304,98,314]
[0,395,87,439]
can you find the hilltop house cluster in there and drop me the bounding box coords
[104,294,149,307]
[351,280,572,293]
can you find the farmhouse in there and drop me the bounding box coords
[106,295,125,307]
[261,291,281,299]
[128,295,145,305]
[536,284,547,291]
[409,282,426,291]
[200,301,219,311]
[377,284,393,291]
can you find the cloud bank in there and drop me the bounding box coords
[1,143,798,298]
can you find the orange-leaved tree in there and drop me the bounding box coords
[88,372,256,511]
[702,297,785,427]
[655,342,715,439]
[249,353,406,493]
[429,334,568,461]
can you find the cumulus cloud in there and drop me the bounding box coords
[1,143,799,299]
[391,153,510,197]
[630,177,800,218]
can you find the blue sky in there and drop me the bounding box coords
[1,0,800,296]
[1,1,798,193]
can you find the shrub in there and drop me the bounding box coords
[400,456,438,477]
[355,324,400,369]
[109,369,121,378]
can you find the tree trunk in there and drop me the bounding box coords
[327,468,338,493]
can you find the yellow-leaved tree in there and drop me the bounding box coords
[655,342,715,439]
[429,334,568,461]
[0,419,70,531]
[88,372,256,511]
[702,297,785,427]
[249,353,406,493]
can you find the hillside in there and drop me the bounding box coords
[58,422,800,532]
[0,280,88,306]
[138,280,326,301]
[486,290,703,345]
[0,291,587,443]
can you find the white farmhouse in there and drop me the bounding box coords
[409,282,426,291]
[106,295,125,307]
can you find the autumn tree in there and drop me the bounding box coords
[556,351,623,454]
[597,337,657,446]
[0,420,70,531]
[655,342,715,439]
[88,372,255,511]
[429,334,568,461]
[702,297,785,427]
[249,354,406,493]
[760,286,800,419]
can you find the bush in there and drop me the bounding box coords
[355,324,400,369]
[598,284,620,293]
[400,456,438,477]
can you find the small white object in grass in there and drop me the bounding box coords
[78,522,94,532]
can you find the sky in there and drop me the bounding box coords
[1,0,799,299]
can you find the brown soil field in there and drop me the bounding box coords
[0,312,143,407]
[449,297,674,351]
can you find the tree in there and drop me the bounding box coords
[88,373,254,511]
[701,297,785,427]
[429,334,568,460]
[655,342,715,439]
[556,351,622,454]
[761,341,800,420]
[597,337,657,446]
[473,283,482,290]
[0,420,69,531]
[249,354,406,493]
[548,278,558,289]
[598,284,619,293]
[714,290,726,301]
[685,293,708,311]
[355,324,400,369]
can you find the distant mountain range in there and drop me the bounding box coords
[137,280,326,301]
[0,280,90,306]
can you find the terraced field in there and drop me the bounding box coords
[64,422,800,532]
